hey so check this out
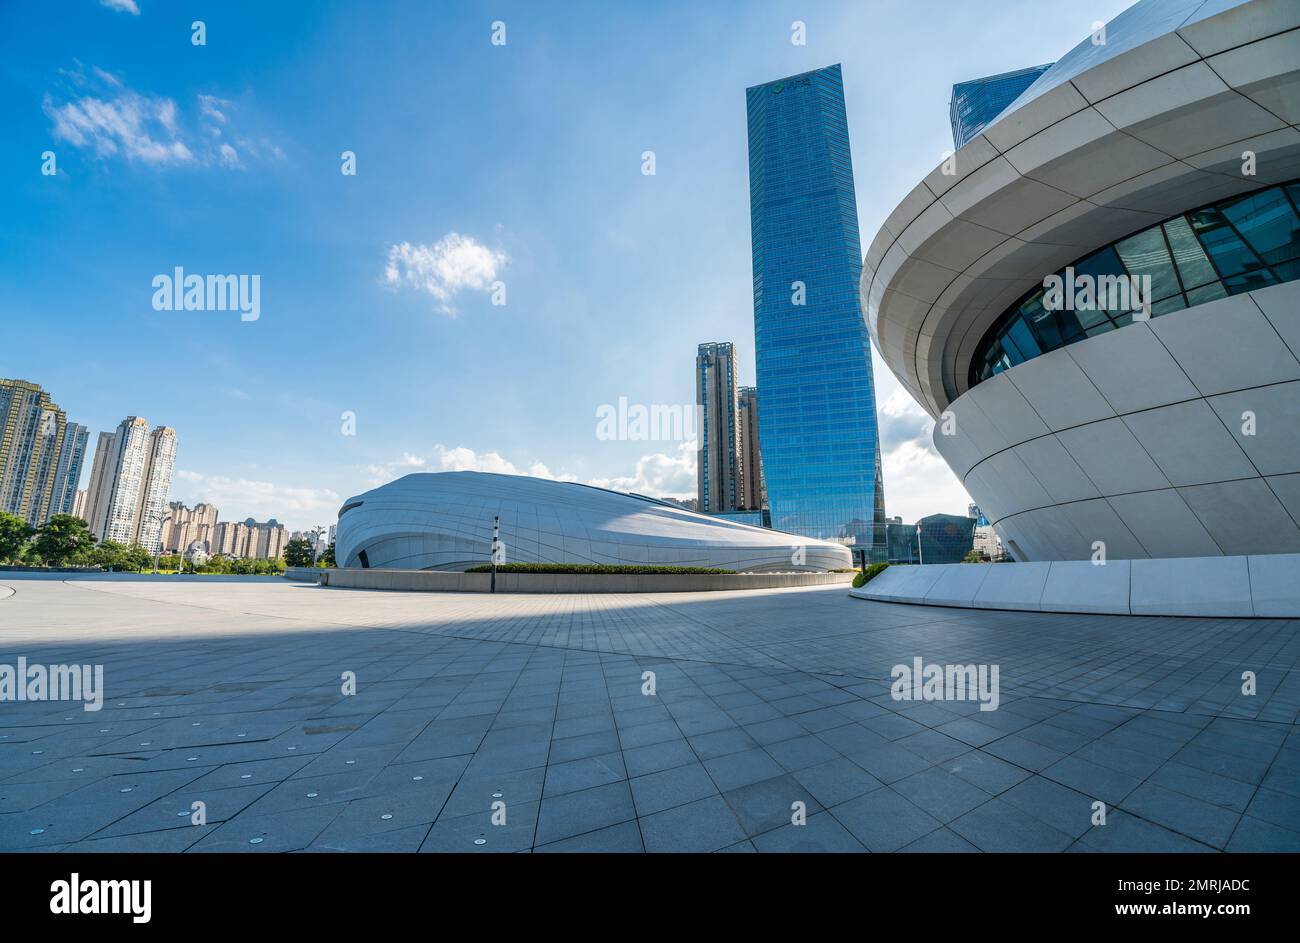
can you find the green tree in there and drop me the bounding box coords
[283,537,314,568]
[93,540,129,571]
[125,543,152,573]
[0,511,35,563]
[318,540,336,568]
[32,515,96,567]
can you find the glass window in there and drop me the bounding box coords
[1150,294,1186,317]
[1221,189,1300,266]
[1224,269,1278,294]
[1072,246,1130,318]
[1163,216,1218,289]
[1114,228,1180,302]
[1198,224,1262,278]
[1272,258,1300,283]
[967,178,1300,391]
[1185,282,1227,306]
[1005,319,1039,363]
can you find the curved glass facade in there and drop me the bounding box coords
[970,179,1300,388]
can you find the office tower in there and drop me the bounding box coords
[51,422,88,518]
[84,431,118,537]
[0,378,69,526]
[72,489,88,521]
[949,64,1053,149]
[737,386,765,510]
[695,342,742,514]
[160,501,219,553]
[746,64,886,549]
[135,426,177,553]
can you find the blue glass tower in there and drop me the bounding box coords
[950,64,1053,149]
[746,64,885,551]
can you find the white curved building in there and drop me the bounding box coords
[334,472,852,572]
[863,0,1300,563]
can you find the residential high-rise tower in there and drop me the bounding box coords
[695,342,743,514]
[85,417,177,551]
[0,378,71,526]
[737,386,765,511]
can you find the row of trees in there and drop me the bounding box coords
[0,512,299,574]
[159,553,285,575]
[0,513,103,567]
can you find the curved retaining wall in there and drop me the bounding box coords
[851,554,1300,617]
[289,568,855,594]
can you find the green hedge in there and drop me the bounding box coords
[464,562,737,575]
[852,562,890,588]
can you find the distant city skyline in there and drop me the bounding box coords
[1,0,1133,530]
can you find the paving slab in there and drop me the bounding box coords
[1,573,1296,852]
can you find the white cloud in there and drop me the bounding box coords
[587,441,696,499]
[877,387,934,452]
[881,438,972,525]
[362,445,573,489]
[44,71,280,170]
[872,385,972,523]
[382,233,507,316]
[359,443,695,502]
[436,445,571,481]
[44,89,193,165]
[91,66,122,87]
[100,0,140,14]
[172,471,341,529]
[198,94,229,126]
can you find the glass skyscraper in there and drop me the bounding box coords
[745,63,885,552]
[949,64,1053,149]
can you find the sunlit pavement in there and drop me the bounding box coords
[1,572,1297,852]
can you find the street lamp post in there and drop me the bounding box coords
[490,515,499,594]
[916,524,924,566]
[152,511,173,575]
[309,525,326,565]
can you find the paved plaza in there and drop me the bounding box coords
[1,573,1298,852]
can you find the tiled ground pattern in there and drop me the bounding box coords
[1,574,1297,853]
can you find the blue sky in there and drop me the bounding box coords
[0,0,1132,530]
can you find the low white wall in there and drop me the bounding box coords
[295,568,856,594]
[851,554,1300,618]
[284,567,324,582]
